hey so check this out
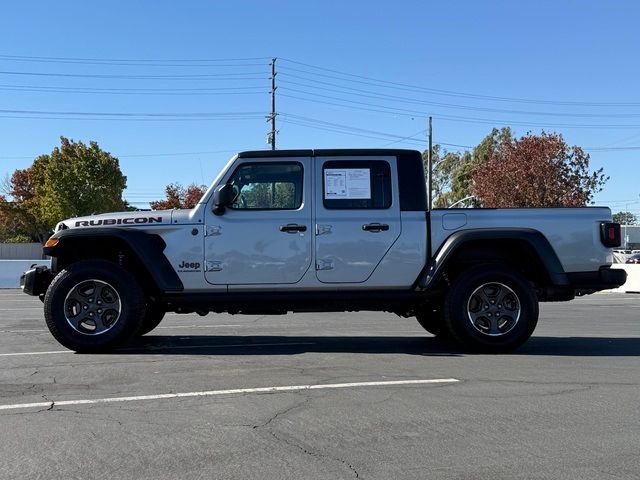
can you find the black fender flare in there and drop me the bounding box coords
[44,228,183,292]
[416,228,569,289]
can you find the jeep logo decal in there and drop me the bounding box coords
[75,217,163,227]
[177,261,201,272]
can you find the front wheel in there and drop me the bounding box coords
[444,266,538,353]
[44,260,146,352]
[137,301,166,336]
[415,306,450,337]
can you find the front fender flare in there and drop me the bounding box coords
[45,228,183,292]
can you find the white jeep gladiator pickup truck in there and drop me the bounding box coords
[21,149,626,353]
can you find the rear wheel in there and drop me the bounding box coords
[444,266,538,352]
[44,260,145,352]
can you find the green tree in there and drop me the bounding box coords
[38,137,127,225]
[241,182,296,209]
[0,137,127,242]
[425,127,513,207]
[613,211,637,225]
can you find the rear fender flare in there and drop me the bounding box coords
[417,228,569,289]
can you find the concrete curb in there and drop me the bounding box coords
[605,264,640,294]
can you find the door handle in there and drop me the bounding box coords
[362,222,389,232]
[279,223,307,233]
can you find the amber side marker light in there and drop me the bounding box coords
[44,238,59,248]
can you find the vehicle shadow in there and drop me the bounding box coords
[114,334,640,357]
[518,336,640,356]
[119,335,463,357]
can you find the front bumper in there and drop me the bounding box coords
[20,265,54,297]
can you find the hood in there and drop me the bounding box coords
[56,210,174,231]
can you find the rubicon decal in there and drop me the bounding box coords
[75,217,163,227]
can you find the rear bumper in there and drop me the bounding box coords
[566,267,627,293]
[20,265,54,297]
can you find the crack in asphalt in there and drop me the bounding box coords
[41,394,54,412]
[252,394,311,430]
[268,430,360,478]
[250,393,360,477]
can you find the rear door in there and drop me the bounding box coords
[314,156,401,283]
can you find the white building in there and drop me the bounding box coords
[622,225,640,249]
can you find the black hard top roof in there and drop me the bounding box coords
[237,148,421,158]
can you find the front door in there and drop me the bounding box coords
[314,157,401,283]
[204,157,312,285]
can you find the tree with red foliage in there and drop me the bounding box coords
[149,183,206,210]
[0,161,49,242]
[472,132,607,208]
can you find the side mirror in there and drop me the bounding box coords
[213,184,235,215]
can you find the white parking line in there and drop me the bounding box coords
[0,378,460,411]
[0,329,49,333]
[0,324,243,334]
[0,350,70,357]
[0,341,316,357]
[156,324,243,329]
[0,308,44,311]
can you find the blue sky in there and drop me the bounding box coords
[1,0,639,213]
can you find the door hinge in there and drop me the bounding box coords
[315,224,332,235]
[205,225,222,236]
[316,258,334,271]
[205,260,223,272]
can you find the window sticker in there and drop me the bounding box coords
[324,168,371,199]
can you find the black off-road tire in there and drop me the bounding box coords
[415,306,450,337]
[44,260,146,352]
[444,265,538,353]
[137,302,166,336]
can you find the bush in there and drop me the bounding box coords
[3,234,33,244]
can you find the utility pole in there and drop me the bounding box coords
[267,58,277,150]
[427,116,433,210]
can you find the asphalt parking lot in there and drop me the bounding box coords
[0,290,638,480]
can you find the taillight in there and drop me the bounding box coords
[600,222,621,248]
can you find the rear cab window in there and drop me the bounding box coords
[322,160,392,210]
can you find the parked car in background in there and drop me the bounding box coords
[626,253,640,264]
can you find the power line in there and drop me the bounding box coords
[582,146,640,151]
[0,84,268,96]
[8,54,621,110]
[381,129,427,147]
[279,78,640,119]
[279,92,640,129]
[0,53,271,64]
[0,149,241,161]
[281,113,424,143]
[0,70,268,80]
[278,58,640,107]
[280,118,424,145]
[0,108,267,118]
[0,115,265,122]
[278,113,442,147]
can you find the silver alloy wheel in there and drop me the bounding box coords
[466,282,521,336]
[63,279,122,335]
